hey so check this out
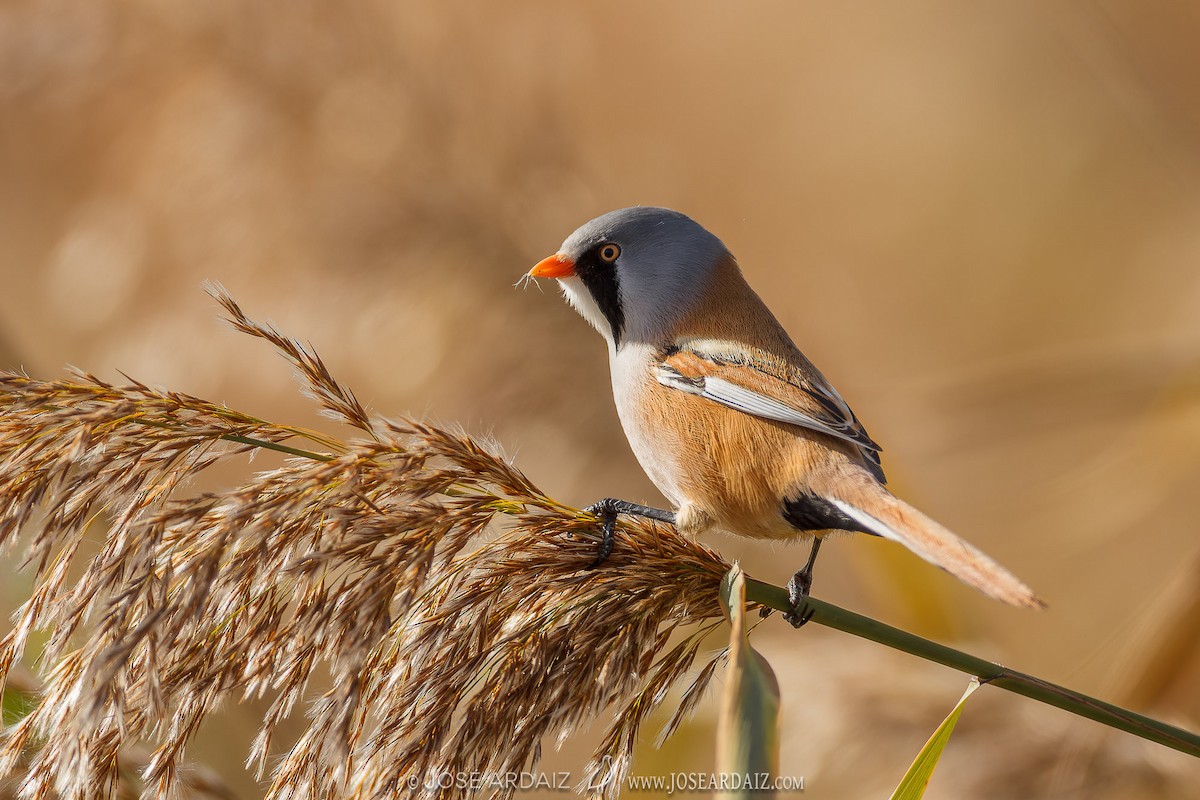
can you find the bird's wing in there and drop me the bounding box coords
[655,338,886,482]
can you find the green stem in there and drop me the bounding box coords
[219,434,334,461]
[127,417,334,461]
[743,577,1200,759]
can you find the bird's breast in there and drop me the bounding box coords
[608,344,814,540]
[610,346,688,508]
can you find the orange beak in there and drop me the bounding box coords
[527,253,576,279]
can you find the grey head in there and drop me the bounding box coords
[530,207,733,348]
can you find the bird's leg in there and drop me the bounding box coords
[783,537,822,628]
[584,498,676,568]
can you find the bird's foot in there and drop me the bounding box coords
[581,499,676,568]
[783,569,816,628]
[583,498,620,569]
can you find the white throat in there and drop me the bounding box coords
[558,276,617,349]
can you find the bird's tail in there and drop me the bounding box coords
[820,474,1044,609]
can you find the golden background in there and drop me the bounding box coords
[1,2,1198,798]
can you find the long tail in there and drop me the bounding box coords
[819,473,1044,609]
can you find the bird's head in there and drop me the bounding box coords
[524,207,733,348]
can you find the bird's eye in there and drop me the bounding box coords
[598,243,621,263]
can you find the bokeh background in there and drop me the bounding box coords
[2,1,1199,798]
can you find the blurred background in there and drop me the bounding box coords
[1,1,1199,797]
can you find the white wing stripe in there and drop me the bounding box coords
[655,368,867,450]
[704,377,849,439]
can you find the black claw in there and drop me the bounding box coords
[780,538,822,627]
[584,499,619,569]
[581,498,676,569]
[784,604,816,628]
[784,567,816,628]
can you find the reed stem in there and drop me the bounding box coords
[743,577,1200,759]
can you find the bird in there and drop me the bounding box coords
[524,206,1041,624]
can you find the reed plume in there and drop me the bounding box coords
[0,288,732,800]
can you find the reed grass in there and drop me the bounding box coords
[1,289,1196,800]
[0,289,731,800]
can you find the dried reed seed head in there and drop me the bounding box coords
[0,294,734,800]
[206,283,376,438]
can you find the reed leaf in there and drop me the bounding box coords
[888,679,980,800]
[716,564,780,800]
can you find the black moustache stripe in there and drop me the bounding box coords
[575,251,624,346]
